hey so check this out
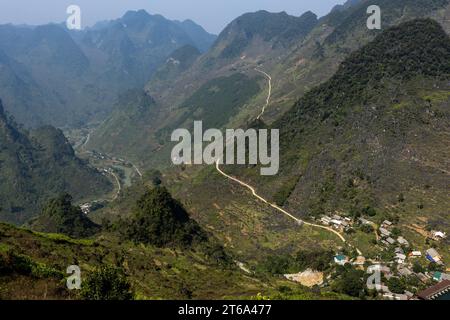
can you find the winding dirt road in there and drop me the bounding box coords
[215,67,363,253]
[215,160,347,243]
[109,171,122,201]
[255,68,272,120]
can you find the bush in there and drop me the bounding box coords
[387,277,406,294]
[123,187,207,247]
[412,262,424,273]
[81,266,133,300]
[360,224,374,234]
[331,268,366,298]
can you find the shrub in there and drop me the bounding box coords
[81,266,133,300]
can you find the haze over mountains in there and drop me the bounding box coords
[0,0,449,300]
[0,10,216,128]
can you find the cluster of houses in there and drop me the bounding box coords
[365,265,414,300]
[320,214,353,232]
[326,216,449,300]
[364,262,450,300]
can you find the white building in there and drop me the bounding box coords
[411,251,422,257]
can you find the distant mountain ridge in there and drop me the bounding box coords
[89,0,450,169]
[0,10,216,128]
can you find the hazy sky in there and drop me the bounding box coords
[0,0,346,34]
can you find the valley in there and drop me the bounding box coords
[0,0,449,302]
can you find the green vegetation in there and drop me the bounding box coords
[120,186,207,247]
[257,249,334,275]
[0,249,63,279]
[179,73,260,129]
[80,265,134,300]
[255,18,450,223]
[331,265,366,298]
[30,194,100,238]
[387,277,407,294]
[0,100,112,224]
[273,175,300,206]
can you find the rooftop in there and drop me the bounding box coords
[417,280,450,300]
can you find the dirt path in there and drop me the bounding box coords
[132,163,143,179]
[255,68,272,120]
[109,171,121,201]
[215,160,348,244]
[81,133,90,149]
[215,67,363,254]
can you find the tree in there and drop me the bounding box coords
[387,277,406,294]
[363,206,377,217]
[124,187,207,247]
[332,268,366,298]
[412,262,424,273]
[81,266,133,300]
[30,193,100,238]
[360,224,374,234]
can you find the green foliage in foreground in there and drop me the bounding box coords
[0,249,63,279]
[80,265,134,300]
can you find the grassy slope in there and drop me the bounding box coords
[0,222,350,300]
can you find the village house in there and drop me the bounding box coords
[330,219,342,229]
[397,236,409,247]
[398,268,413,277]
[426,248,442,264]
[395,253,407,264]
[410,251,422,258]
[386,237,396,245]
[382,220,393,227]
[417,272,431,283]
[417,280,450,300]
[433,272,450,282]
[332,214,343,221]
[358,217,371,225]
[320,216,331,226]
[334,255,349,266]
[379,227,391,237]
[431,231,447,241]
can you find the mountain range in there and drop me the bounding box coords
[0,0,449,300]
[0,99,112,224]
[0,10,216,128]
